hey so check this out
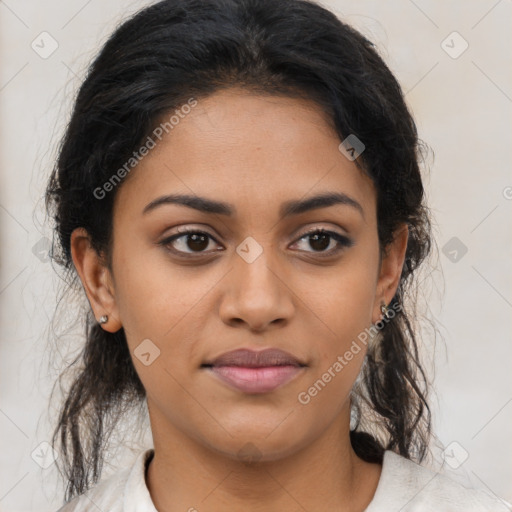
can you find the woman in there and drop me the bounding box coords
[46,0,510,510]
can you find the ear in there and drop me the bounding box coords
[372,223,408,324]
[70,227,122,332]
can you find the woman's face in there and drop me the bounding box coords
[82,87,407,461]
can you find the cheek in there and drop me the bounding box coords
[111,237,195,341]
[300,248,379,346]
[111,240,220,394]
[297,243,379,400]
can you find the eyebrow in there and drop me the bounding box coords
[142,191,364,219]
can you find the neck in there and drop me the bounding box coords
[145,401,382,512]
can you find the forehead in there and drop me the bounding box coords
[114,87,376,223]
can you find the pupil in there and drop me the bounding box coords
[310,233,329,251]
[187,233,208,251]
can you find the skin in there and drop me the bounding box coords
[71,86,408,511]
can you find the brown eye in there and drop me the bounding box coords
[160,229,221,256]
[291,229,353,256]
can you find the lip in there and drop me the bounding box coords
[203,348,306,367]
[201,348,307,394]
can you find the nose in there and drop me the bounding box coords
[218,246,295,333]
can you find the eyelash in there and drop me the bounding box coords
[159,227,353,259]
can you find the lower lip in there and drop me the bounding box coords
[206,365,304,393]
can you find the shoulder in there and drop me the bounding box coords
[55,470,128,512]
[366,450,512,511]
[55,449,155,512]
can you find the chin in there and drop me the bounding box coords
[201,425,312,464]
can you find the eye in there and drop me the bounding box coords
[160,228,222,256]
[290,228,353,256]
[159,227,353,258]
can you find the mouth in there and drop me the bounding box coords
[201,348,307,394]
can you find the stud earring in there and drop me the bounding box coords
[380,302,389,320]
[98,315,108,325]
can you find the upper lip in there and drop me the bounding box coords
[202,348,306,368]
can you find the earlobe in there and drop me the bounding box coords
[70,227,122,332]
[373,224,409,324]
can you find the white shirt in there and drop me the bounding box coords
[57,448,511,511]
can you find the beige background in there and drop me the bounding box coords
[0,0,511,510]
